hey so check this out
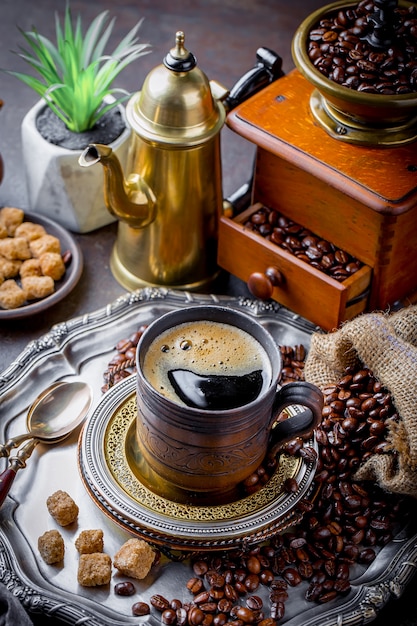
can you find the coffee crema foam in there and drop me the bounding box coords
[142,320,272,407]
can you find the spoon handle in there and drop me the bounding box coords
[0,433,32,458]
[0,439,39,507]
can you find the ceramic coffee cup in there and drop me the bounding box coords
[135,305,323,497]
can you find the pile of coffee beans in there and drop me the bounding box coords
[279,345,306,384]
[243,204,363,282]
[101,325,148,392]
[144,364,408,624]
[306,0,417,94]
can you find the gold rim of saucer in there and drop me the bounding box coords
[106,394,301,516]
[78,376,318,550]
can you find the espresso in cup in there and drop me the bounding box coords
[142,320,272,410]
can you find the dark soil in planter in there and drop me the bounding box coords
[36,105,126,150]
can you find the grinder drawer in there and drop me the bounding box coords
[218,204,372,331]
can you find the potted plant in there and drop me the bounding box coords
[3,5,150,232]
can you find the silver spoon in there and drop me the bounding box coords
[0,381,92,457]
[0,381,92,507]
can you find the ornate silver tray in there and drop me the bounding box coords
[0,288,416,626]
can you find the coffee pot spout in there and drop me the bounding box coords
[79,143,156,229]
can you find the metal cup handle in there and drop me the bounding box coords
[268,381,323,459]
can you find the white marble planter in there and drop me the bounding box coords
[21,100,131,233]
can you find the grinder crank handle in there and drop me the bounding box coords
[223,48,284,216]
[223,47,285,112]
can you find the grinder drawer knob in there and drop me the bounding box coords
[247,266,283,300]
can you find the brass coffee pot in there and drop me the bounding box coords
[79,32,282,290]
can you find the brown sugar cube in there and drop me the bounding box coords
[30,234,61,258]
[0,237,31,261]
[75,529,104,555]
[39,252,66,280]
[0,279,27,309]
[20,258,42,278]
[77,553,112,587]
[22,275,54,300]
[15,221,47,242]
[38,529,65,564]
[0,207,24,236]
[46,490,79,526]
[113,538,155,580]
[0,256,21,278]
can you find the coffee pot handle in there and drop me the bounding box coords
[268,382,323,459]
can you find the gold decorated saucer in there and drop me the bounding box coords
[78,376,318,551]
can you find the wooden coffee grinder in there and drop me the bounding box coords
[219,0,417,330]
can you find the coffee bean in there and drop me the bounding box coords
[318,590,338,604]
[270,588,288,604]
[224,583,238,602]
[199,603,218,614]
[194,561,209,576]
[259,569,275,586]
[284,437,303,456]
[244,574,260,592]
[235,607,256,623]
[187,577,204,594]
[359,547,377,564]
[162,609,177,624]
[132,602,150,616]
[247,556,261,574]
[188,607,205,626]
[102,323,148,391]
[209,588,225,601]
[169,599,183,611]
[298,561,314,579]
[243,473,260,489]
[246,595,263,611]
[270,601,285,621]
[151,595,170,612]
[114,581,135,596]
[217,599,233,613]
[334,579,351,595]
[283,568,302,586]
[284,477,299,493]
[212,572,227,588]
[305,582,323,602]
[194,591,211,604]
[176,608,189,625]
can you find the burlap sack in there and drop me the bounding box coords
[304,305,417,498]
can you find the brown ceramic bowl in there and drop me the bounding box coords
[0,211,83,320]
[291,0,417,145]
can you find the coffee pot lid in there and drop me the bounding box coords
[126,31,225,146]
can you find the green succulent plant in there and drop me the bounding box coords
[4,5,150,133]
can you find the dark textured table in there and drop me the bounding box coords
[1,1,416,624]
[0,0,275,367]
